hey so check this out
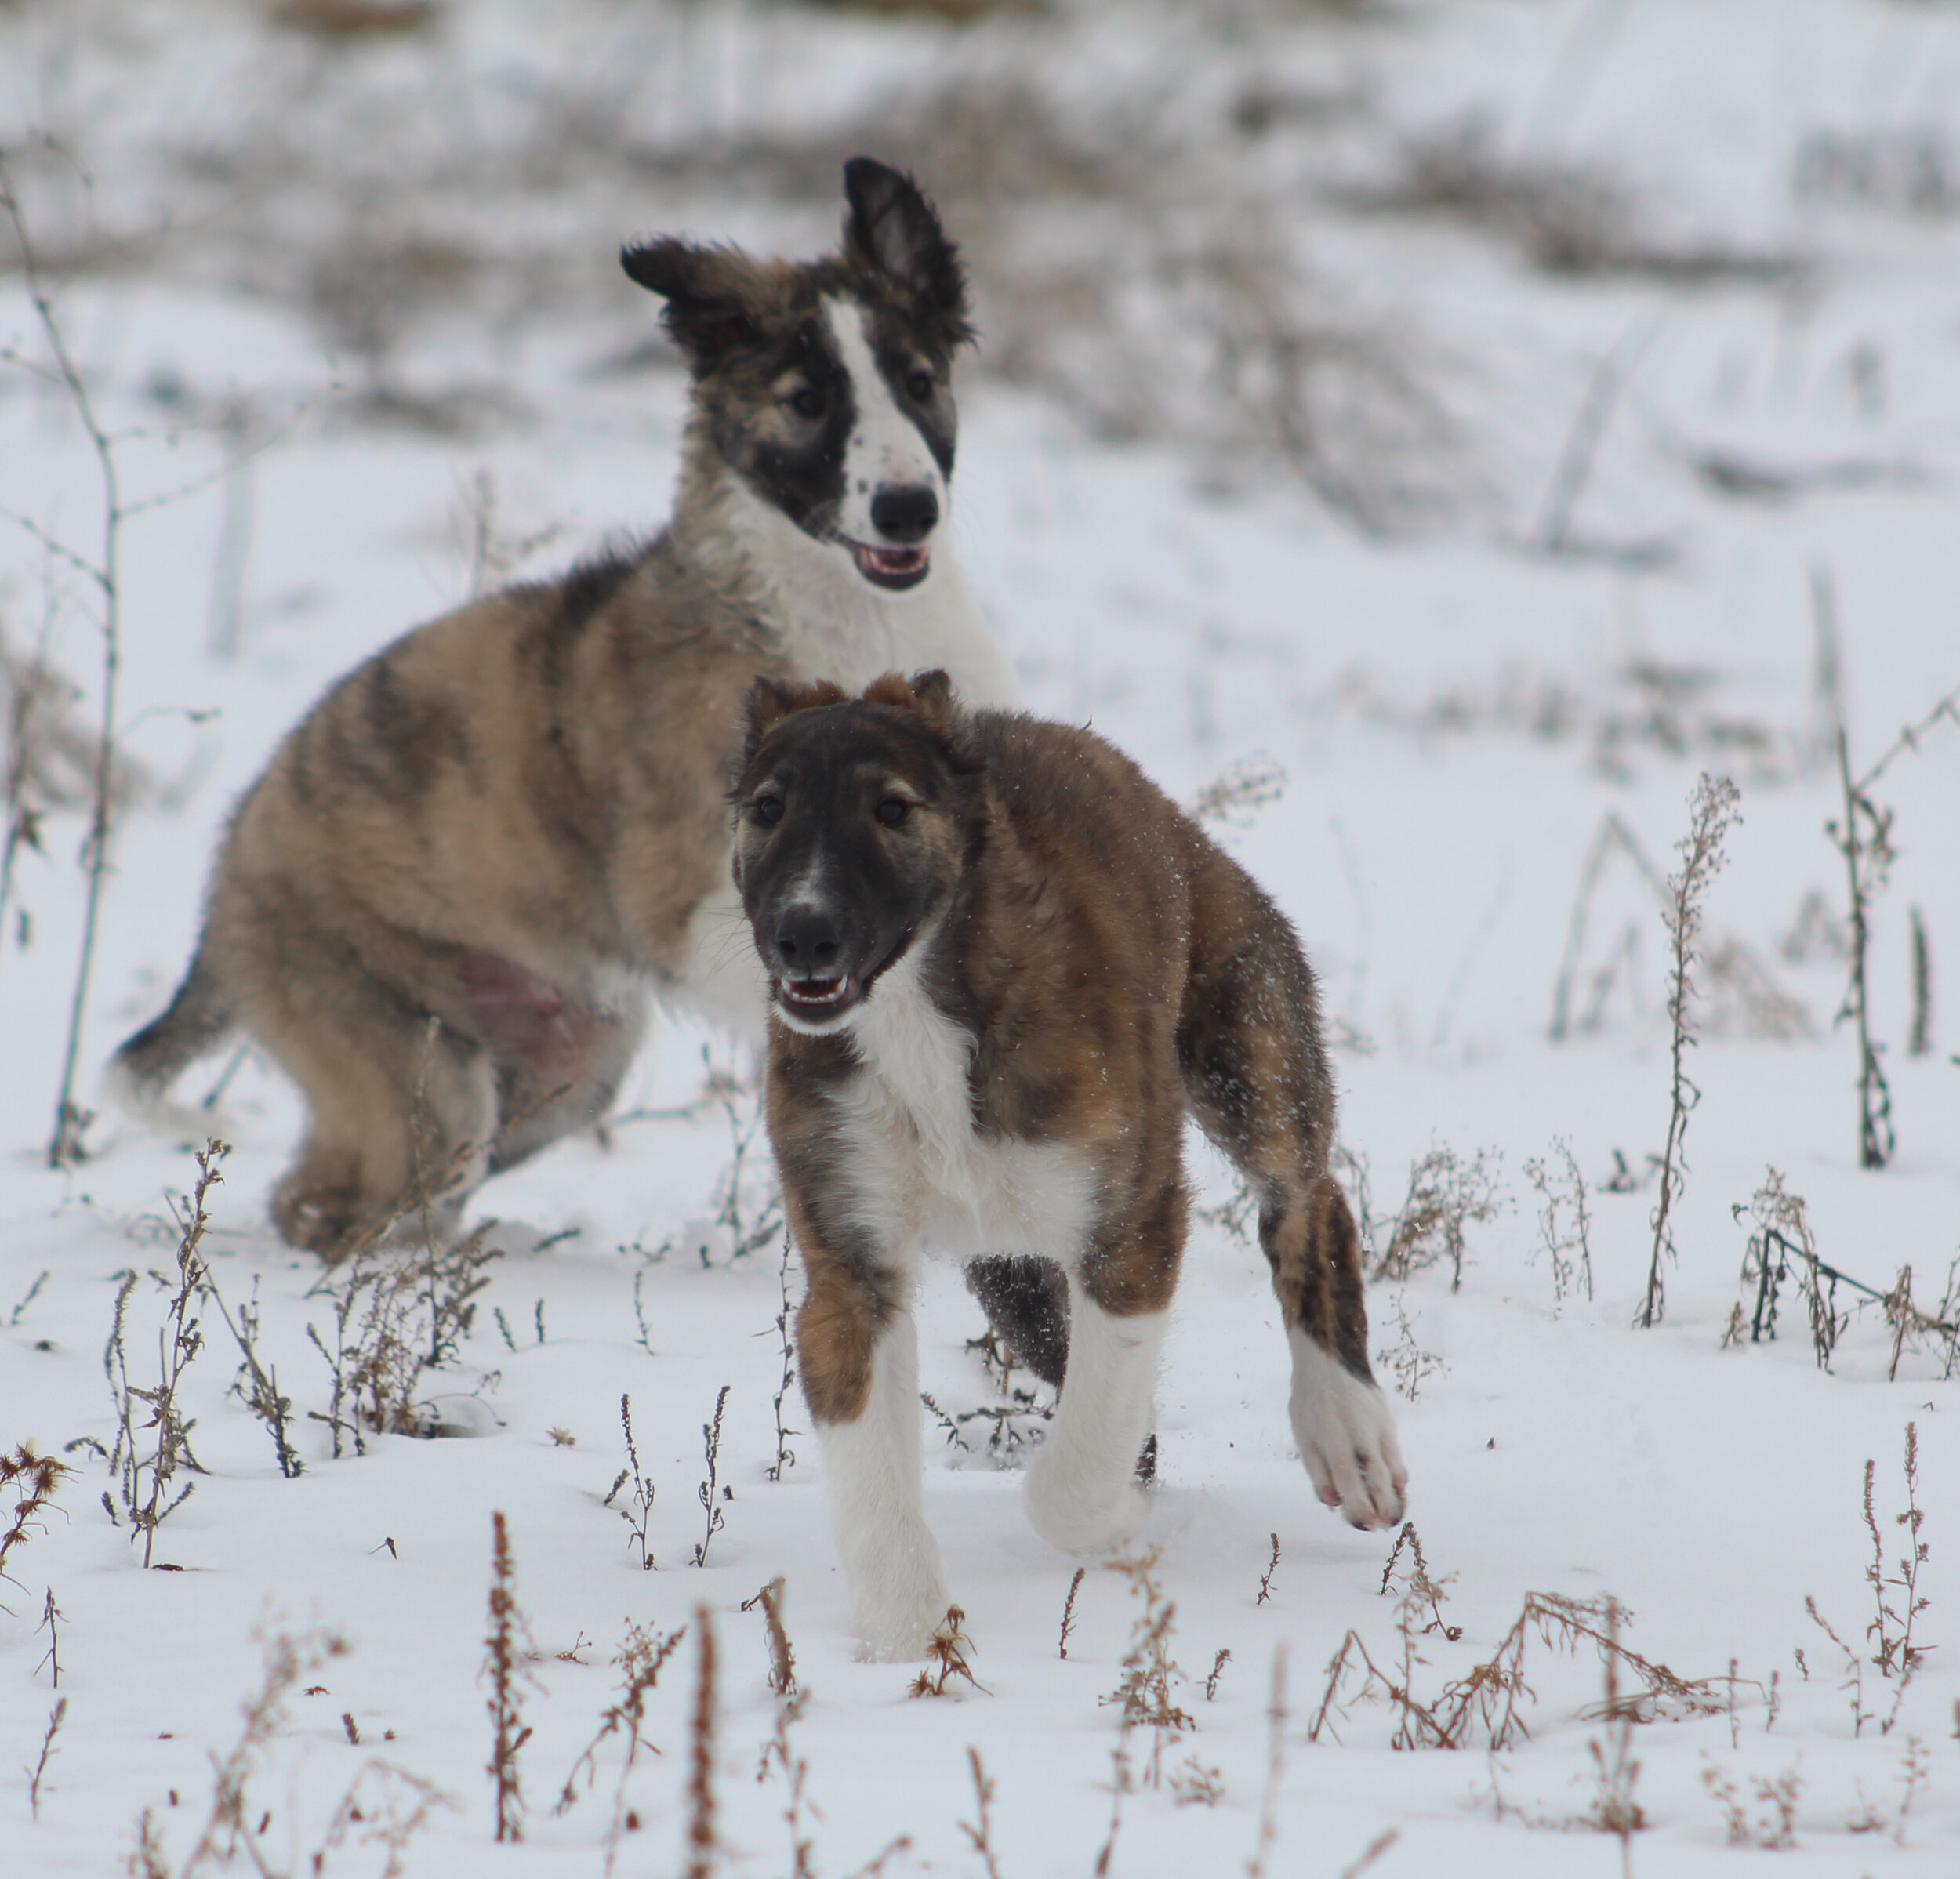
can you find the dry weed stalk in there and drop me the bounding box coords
[554,1618,687,1879]
[207,1275,303,1479]
[768,1235,800,1480]
[1806,1429,1930,1741]
[910,1606,985,1699]
[1370,1145,1502,1288]
[307,1760,457,1879]
[0,154,129,1166]
[484,1511,537,1843]
[37,1587,64,1685]
[1907,904,1933,1057]
[692,1384,731,1566]
[1523,1138,1594,1305]
[1379,1523,1462,1641]
[303,1213,499,1457]
[1059,1565,1086,1659]
[1735,1170,1957,1375]
[1700,1756,1801,1851]
[1820,602,1960,1166]
[1583,1600,1646,1876]
[1255,1533,1281,1606]
[103,1142,227,1565]
[1309,1587,1726,1751]
[25,1694,65,1820]
[1099,1551,1193,1790]
[0,1441,72,1601]
[684,1605,719,1879]
[1374,1291,1447,1402]
[1642,772,1740,1328]
[176,1620,351,1877]
[920,1384,1054,1464]
[1188,753,1287,829]
[1864,1425,1932,1691]
[742,1577,797,1696]
[1205,1649,1230,1700]
[604,1392,657,1571]
[1245,1642,1288,1879]
[959,1747,1004,1879]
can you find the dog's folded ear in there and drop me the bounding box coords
[843,158,973,343]
[861,670,980,760]
[741,675,851,764]
[621,238,760,364]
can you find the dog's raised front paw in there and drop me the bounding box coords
[1287,1327,1407,1531]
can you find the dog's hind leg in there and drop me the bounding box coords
[234,927,495,1257]
[1179,876,1406,1529]
[963,1254,1069,1388]
[1022,1273,1166,1557]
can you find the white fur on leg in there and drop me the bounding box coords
[1023,1297,1164,1555]
[816,1306,951,1660]
[1287,1327,1407,1529]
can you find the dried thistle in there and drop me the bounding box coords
[909,1606,985,1699]
[0,1442,71,1599]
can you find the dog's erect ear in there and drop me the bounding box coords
[842,158,971,337]
[621,238,760,366]
[861,669,970,739]
[741,675,850,766]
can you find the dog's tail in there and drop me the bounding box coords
[105,941,238,1135]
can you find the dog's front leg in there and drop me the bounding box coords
[797,1251,949,1660]
[1023,1279,1166,1557]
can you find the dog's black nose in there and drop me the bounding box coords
[775,907,842,974]
[869,483,938,544]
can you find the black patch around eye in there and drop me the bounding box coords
[905,370,934,403]
[875,796,910,826]
[789,385,825,419]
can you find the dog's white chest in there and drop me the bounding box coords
[831,959,1092,1264]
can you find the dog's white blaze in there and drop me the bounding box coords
[1023,1291,1163,1555]
[816,1294,953,1660]
[1287,1326,1407,1529]
[705,472,1018,708]
[829,944,1095,1261]
[821,295,943,545]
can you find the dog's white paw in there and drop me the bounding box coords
[851,1563,955,1663]
[1288,1328,1407,1531]
[1023,1460,1152,1556]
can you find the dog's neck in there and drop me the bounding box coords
[667,437,1014,707]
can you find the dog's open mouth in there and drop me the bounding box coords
[776,972,862,1023]
[848,542,931,591]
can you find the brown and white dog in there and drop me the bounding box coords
[731,671,1406,1660]
[110,161,1014,1256]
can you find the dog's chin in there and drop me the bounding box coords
[848,541,931,592]
[772,972,866,1034]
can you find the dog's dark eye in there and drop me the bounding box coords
[875,796,910,827]
[787,385,825,420]
[905,370,935,403]
[753,796,785,826]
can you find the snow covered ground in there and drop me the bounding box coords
[2,2,1958,1873]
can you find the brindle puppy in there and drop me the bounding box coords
[110,161,1015,1255]
[732,671,1406,1660]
